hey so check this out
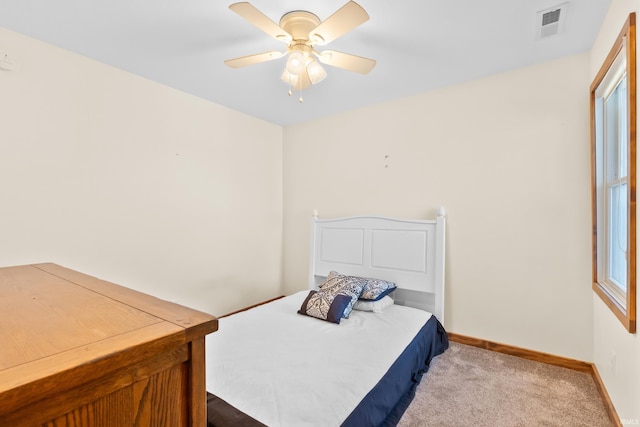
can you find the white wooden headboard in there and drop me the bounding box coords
[309,208,446,324]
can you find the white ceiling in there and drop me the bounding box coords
[0,0,610,126]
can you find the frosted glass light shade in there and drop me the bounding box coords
[306,60,327,84]
[286,51,306,75]
[281,69,299,86]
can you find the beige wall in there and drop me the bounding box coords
[284,53,593,361]
[0,28,284,317]
[4,14,635,421]
[590,1,640,424]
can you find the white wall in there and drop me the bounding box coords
[590,2,640,424]
[283,53,593,361]
[0,28,284,317]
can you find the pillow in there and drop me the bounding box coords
[326,271,397,302]
[298,290,352,324]
[318,272,366,318]
[358,276,397,301]
[353,296,395,313]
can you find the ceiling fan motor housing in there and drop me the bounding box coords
[279,11,321,42]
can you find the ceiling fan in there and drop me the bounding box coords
[224,1,376,101]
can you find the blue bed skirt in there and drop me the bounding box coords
[341,315,449,427]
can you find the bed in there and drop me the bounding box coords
[205,209,449,427]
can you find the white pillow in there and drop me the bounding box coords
[353,296,394,313]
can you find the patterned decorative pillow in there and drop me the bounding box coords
[298,290,352,324]
[325,271,397,302]
[318,272,367,318]
[353,296,395,313]
[358,276,397,301]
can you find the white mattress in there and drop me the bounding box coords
[205,291,433,427]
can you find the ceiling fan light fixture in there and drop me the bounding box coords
[226,1,376,101]
[306,60,327,84]
[281,68,299,85]
[286,51,306,75]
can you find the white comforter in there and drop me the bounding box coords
[205,291,432,427]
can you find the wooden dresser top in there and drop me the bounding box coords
[0,263,218,400]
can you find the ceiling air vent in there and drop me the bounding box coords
[536,2,568,39]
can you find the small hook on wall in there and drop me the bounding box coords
[0,52,19,71]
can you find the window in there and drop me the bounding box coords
[591,13,637,333]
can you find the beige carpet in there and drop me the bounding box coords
[399,342,612,427]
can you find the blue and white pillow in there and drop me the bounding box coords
[298,290,352,324]
[326,271,396,302]
[318,272,367,318]
[357,276,397,301]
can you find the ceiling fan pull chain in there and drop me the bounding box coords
[298,86,303,103]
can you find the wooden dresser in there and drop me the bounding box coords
[0,263,218,426]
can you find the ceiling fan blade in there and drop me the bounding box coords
[229,2,292,42]
[225,51,285,68]
[316,50,376,74]
[310,1,369,45]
